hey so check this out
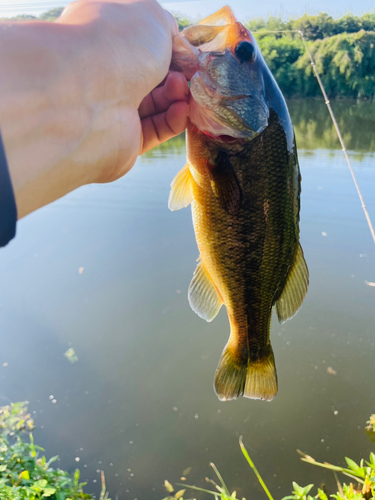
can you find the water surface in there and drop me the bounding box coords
[0,99,374,499]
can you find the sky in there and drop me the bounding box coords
[164,0,375,22]
[0,0,374,20]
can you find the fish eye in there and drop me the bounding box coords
[235,41,255,63]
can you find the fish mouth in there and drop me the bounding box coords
[202,131,246,144]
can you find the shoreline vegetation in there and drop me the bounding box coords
[0,402,111,499]
[1,402,374,500]
[162,424,375,500]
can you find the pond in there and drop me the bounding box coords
[0,98,374,499]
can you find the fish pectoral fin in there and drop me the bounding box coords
[168,162,193,211]
[208,151,242,215]
[188,260,223,322]
[276,243,309,323]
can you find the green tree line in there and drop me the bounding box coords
[2,8,375,99]
[176,11,375,99]
[0,7,64,22]
[253,26,375,99]
[246,11,375,39]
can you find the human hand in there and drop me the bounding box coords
[0,0,190,217]
[138,71,189,155]
[59,0,190,182]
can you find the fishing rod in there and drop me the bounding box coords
[253,28,375,248]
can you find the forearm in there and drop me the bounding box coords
[0,20,140,218]
[0,0,179,220]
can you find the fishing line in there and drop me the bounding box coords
[254,29,375,248]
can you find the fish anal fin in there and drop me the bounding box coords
[214,343,277,402]
[168,163,193,211]
[276,243,309,323]
[188,260,223,322]
[208,151,241,215]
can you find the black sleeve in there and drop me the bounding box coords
[0,131,17,247]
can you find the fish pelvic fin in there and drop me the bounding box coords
[276,243,309,323]
[214,343,277,402]
[168,162,193,211]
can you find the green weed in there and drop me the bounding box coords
[0,402,110,500]
[366,415,375,437]
[162,422,375,500]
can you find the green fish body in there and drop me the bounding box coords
[169,6,309,401]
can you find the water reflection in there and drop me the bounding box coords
[290,98,375,152]
[149,98,375,155]
[143,132,185,158]
[0,100,374,500]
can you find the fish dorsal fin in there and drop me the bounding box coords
[168,163,193,211]
[188,259,223,322]
[182,25,226,47]
[276,243,309,323]
[208,151,242,215]
[199,6,235,26]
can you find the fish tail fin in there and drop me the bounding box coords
[214,343,278,402]
[244,344,278,401]
[214,345,247,401]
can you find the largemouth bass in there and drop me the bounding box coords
[169,6,309,401]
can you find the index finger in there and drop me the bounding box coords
[138,71,189,119]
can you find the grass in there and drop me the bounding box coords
[162,420,375,500]
[0,402,110,500]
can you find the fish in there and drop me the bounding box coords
[169,6,309,401]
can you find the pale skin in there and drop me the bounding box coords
[0,0,189,219]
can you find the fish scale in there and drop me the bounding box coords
[190,117,293,342]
